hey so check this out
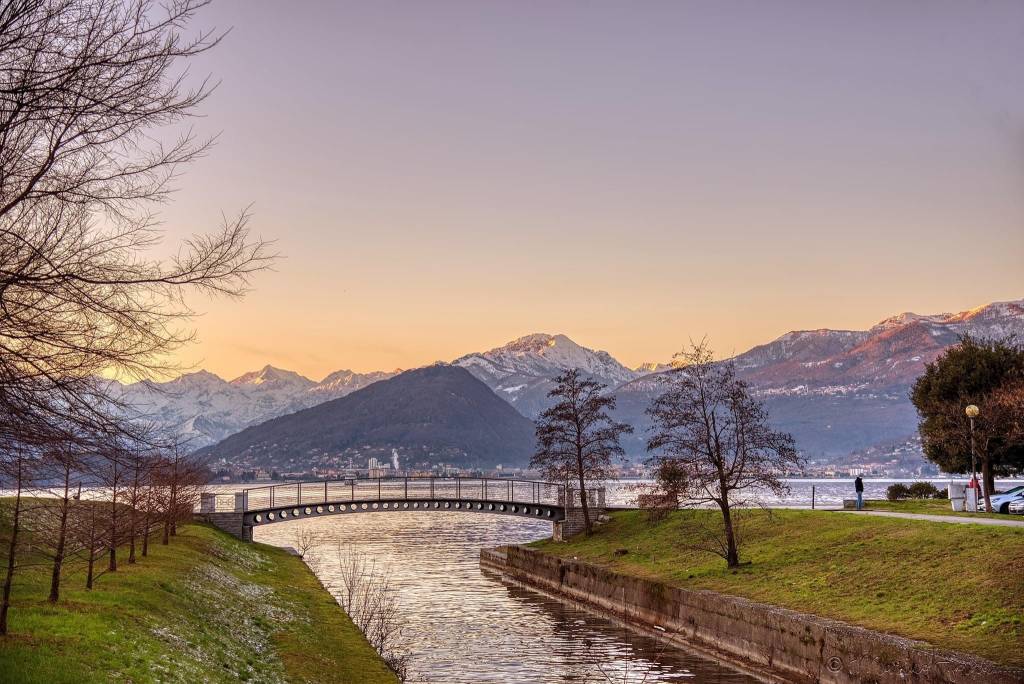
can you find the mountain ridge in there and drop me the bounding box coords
[114,297,1023,458]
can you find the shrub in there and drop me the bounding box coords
[907,481,943,499]
[886,483,910,501]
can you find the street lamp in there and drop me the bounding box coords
[966,404,980,512]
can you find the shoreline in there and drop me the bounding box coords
[481,544,1024,684]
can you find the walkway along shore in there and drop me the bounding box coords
[480,545,1024,684]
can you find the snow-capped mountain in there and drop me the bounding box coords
[113,366,400,448]
[308,369,402,400]
[732,298,1024,394]
[113,298,1022,458]
[611,298,1024,457]
[452,333,639,417]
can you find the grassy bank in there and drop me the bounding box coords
[532,509,1024,667]
[860,498,1007,518]
[0,515,397,684]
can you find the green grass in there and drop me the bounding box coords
[532,509,1024,667]
[0,509,396,684]
[861,498,1008,518]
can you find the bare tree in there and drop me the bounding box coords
[532,369,632,536]
[40,442,84,603]
[331,545,410,681]
[646,341,802,567]
[0,0,272,632]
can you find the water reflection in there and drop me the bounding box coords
[256,512,755,684]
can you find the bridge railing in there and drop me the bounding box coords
[239,477,605,513]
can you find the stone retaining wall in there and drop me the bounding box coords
[486,545,1023,684]
[197,512,251,541]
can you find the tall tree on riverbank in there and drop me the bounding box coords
[911,336,1024,511]
[646,341,801,568]
[0,0,272,631]
[532,369,633,536]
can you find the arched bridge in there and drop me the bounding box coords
[198,477,606,542]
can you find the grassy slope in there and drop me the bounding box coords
[0,517,397,684]
[532,509,1024,667]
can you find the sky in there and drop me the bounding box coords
[152,1,1024,381]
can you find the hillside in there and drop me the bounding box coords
[197,365,537,470]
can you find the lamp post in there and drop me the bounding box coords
[966,404,980,512]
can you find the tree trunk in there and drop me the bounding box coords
[48,470,72,603]
[141,496,150,558]
[719,495,739,568]
[108,494,118,573]
[0,467,23,635]
[576,455,592,536]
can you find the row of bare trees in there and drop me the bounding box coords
[1,435,207,631]
[1,0,272,637]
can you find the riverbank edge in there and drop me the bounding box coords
[0,516,398,684]
[480,545,1024,684]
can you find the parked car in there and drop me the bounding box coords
[1008,498,1024,515]
[978,485,1024,514]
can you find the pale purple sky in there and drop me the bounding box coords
[157,1,1024,379]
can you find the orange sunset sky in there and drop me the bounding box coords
[147,1,1022,381]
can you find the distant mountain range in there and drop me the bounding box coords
[111,365,401,448]
[113,298,1024,464]
[196,365,536,470]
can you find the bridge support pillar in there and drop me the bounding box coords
[197,511,251,542]
[553,487,605,541]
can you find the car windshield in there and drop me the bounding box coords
[998,485,1024,496]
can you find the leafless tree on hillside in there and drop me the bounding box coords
[646,341,803,568]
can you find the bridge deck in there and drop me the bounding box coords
[241,477,578,512]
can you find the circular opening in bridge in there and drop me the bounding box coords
[433,502,440,508]
[478,503,484,509]
[488,504,494,511]
[374,503,381,510]
[328,505,334,512]
[254,514,262,523]
[316,506,323,513]
[348,504,356,511]
[444,502,451,509]
[304,507,312,515]
[412,502,419,509]
[280,511,287,518]
[382,503,389,509]
[511,505,518,513]
[454,502,461,509]
[535,508,542,515]
[402,502,409,509]
[293,508,300,516]
[267,513,275,521]
[361,503,368,510]
[499,505,506,511]
[546,510,553,517]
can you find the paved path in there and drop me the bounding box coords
[832,509,1024,527]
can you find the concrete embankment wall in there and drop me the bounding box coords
[482,545,1023,684]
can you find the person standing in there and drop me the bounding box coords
[855,475,864,510]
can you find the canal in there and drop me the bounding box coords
[256,512,757,684]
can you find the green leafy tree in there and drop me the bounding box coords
[910,336,1024,511]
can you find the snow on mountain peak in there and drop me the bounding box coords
[230,365,314,388]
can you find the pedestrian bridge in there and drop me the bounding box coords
[198,477,605,542]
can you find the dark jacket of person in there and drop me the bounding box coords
[854,476,864,493]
